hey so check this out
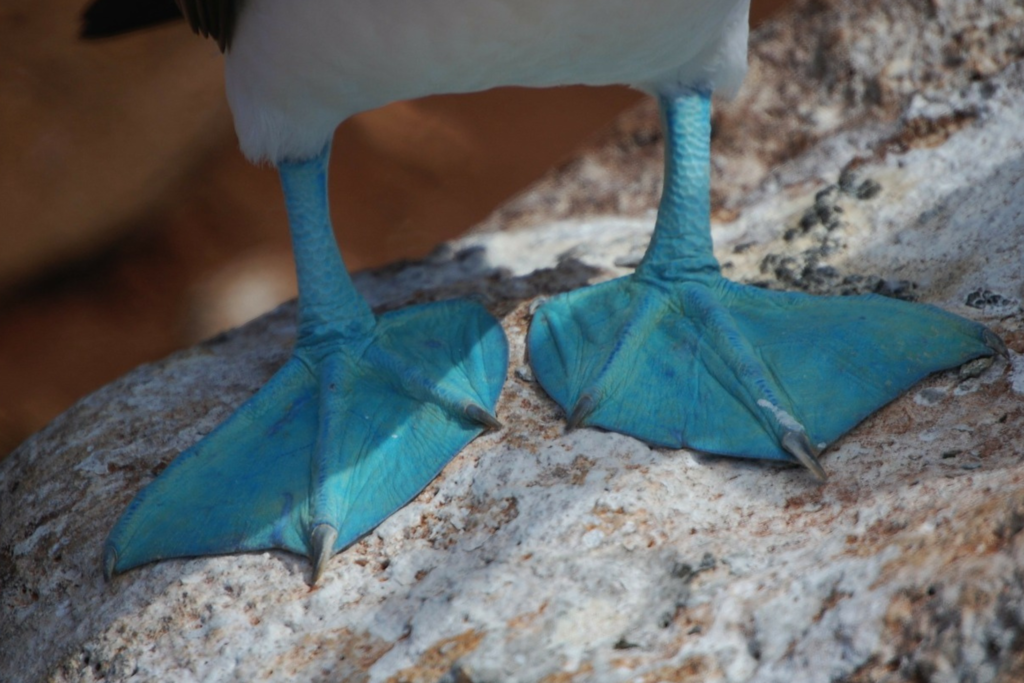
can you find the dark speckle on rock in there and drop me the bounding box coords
[838,168,861,195]
[855,179,882,200]
[965,288,1017,310]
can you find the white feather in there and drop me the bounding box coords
[225,0,750,163]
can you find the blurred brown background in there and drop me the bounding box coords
[0,0,789,458]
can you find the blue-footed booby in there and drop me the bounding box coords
[84,0,1002,584]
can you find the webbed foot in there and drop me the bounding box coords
[529,274,995,476]
[106,300,506,581]
[105,145,508,582]
[528,89,998,477]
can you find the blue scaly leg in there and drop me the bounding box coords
[528,90,1002,479]
[105,145,508,583]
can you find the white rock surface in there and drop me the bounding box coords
[4,1,1024,682]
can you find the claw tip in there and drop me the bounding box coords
[983,329,1009,359]
[310,524,339,585]
[568,394,597,430]
[465,403,502,430]
[103,545,118,582]
[781,430,828,483]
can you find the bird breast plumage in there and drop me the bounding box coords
[224,0,750,163]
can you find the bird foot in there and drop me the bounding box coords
[105,299,507,583]
[528,273,997,476]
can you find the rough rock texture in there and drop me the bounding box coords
[4,1,1024,681]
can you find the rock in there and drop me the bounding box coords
[3,1,1024,681]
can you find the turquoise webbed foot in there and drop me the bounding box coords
[105,146,508,582]
[528,89,999,478]
[529,275,996,476]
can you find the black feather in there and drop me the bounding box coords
[81,0,183,38]
[81,0,241,51]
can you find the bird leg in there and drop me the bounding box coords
[528,90,1000,478]
[105,144,508,583]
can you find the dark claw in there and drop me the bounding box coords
[103,545,118,582]
[983,329,1009,359]
[568,394,597,430]
[781,430,828,482]
[311,524,338,585]
[465,403,502,430]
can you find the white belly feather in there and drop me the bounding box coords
[225,0,750,162]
